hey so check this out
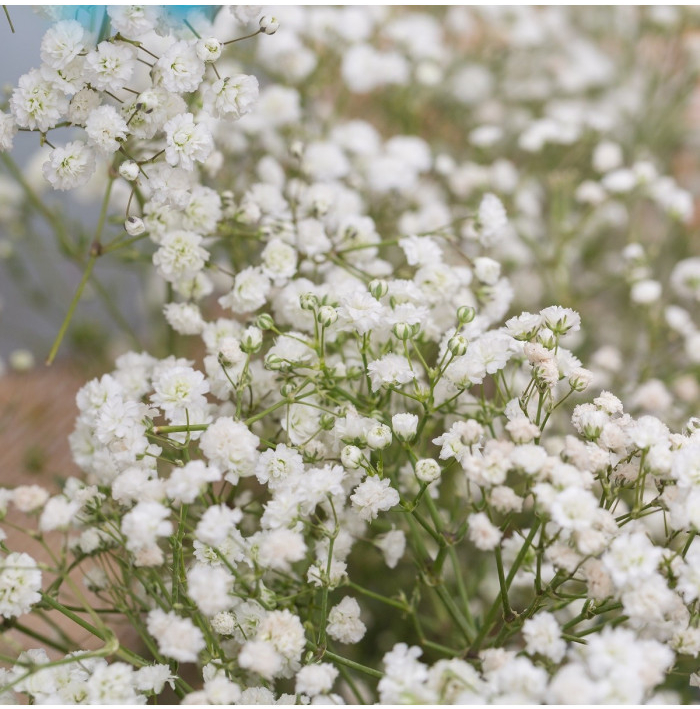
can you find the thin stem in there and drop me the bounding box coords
[321,649,383,679]
[223,28,262,45]
[3,5,15,32]
[45,251,97,365]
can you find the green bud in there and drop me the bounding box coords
[393,322,412,340]
[457,305,476,324]
[317,305,338,327]
[264,353,285,370]
[299,292,319,311]
[320,413,336,430]
[369,278,389,299]
[256,313,274,330]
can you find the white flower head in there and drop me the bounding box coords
[164,112,213,170]
[42,141,96,191]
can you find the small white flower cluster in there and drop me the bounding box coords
[4,649,173,704]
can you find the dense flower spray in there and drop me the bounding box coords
[0,4,700,705]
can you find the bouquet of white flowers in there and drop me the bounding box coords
[1,5,700,705]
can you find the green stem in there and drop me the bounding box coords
[45,252,97,365]
[322,649,383,679]
[3,5,14,32]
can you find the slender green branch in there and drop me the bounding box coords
[3,5,14,32]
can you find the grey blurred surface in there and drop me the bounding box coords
[0,7,151,364]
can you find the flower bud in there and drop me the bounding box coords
[196,37,222,62]
[317,305,338,327]
[457,305,476,324]
[256,313,274,330]
[241,326,263,353]
[393,322,412,340]
[259,15,279,35]
[299,292,319,311]
[124,216,145,236]
[415,458,441,483]
[119,160,139,182]
[320,413,336,430]
[366,423,392,450]
[280,382,296,398]
[448,334,468,356]
[290,140,304,160]
[264,353,284,370]
[341,445,364,469]
[369,279,388,299]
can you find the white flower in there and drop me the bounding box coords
[296,663,339,697]
[255,443,304,489]
[399,234,443,267]
[157,40,205,94]
[121,501,172,563]
[367,354,416,392]
[257,528,306,572]
[134,664,174,694]
[261,238,298,284]
[85,662,140,704]
[39,495,80,531]
[549,487,598,532]
[670,257,700,301]
[147,609,205,663]
[522,612,566,662]
[433,420,484,461]
[477,193,507,245]
[200,417,260,481]
[10,69,69,131]
[218,267,271,314]
[85,105,128,154]
[337,290,383,334]
[602,532,663,589]
[164,112,213,170]
[42,141,96,191]
[107,5,162,36]
[375,529,406,569]
[194,504,243,549]
[467,512,502,550]
[163,302,204,335]
[40,19,84,69]
[187,564,233,616]
[0,552,42,617]
[238,640,282,680]
[68,87,100,125]
[151,364,209,415]
[85,41,135,92]
[540,305,581,335]
[474,257,501,285]
[0,112,17,151]
[253,609,306,677]
[152,230,209,282]
[209,74,259,119]
[326,597,366,644]
[350,476,400,521]
[196,37,222,63]
[12,484,50,513]
[165,460,221,504]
